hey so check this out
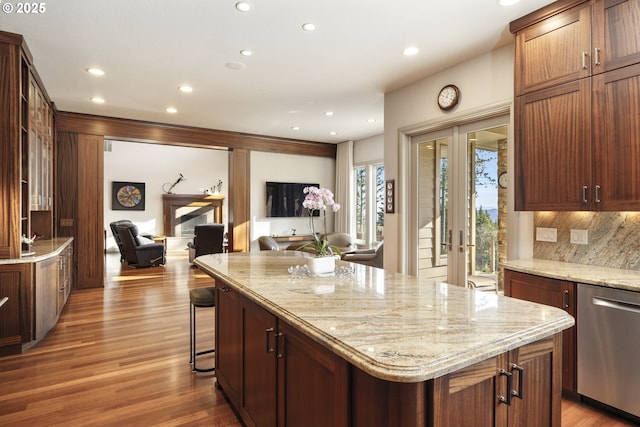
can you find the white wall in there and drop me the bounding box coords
[104,140,229,251]
[250,151,336,251]
[354,133,384,165]
[384,44,533,273]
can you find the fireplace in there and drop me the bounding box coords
[162,194,224,237]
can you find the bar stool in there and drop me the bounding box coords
[189,286,216,373]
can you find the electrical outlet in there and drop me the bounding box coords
[570,229,588,245]
[536,227,557,242]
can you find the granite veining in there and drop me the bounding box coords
[534,211,640,270]
[195,251,574,383]
[502,258,640,292]
[0,237,73,265]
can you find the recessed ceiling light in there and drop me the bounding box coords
[367,118,376,123]
[86,67,105,76]
[225,61,247,71]
[240,50,253,57]
[325,111,334,116]
[235,2,252,12]
[330,131,337,136]
[498,0,520,5]
[178,85,193,93]
[291,126,300,131]
[166,107,178,114]
[402,47,420,56]
[90,97,105,104]
[302,23,316,32]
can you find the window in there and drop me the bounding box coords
[354,162,384,245]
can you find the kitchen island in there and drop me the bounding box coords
[195,252,574,427]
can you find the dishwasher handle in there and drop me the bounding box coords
[592,296,640,315]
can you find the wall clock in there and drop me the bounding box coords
[437,84,459,111]
[498,172,508,189]
[112,181,146,211]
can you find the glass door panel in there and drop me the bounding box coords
[413,115,508,290]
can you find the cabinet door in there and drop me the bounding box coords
[592,0,640,74]
[504,270,576,393]
[431,357,499,427]
[507,337,559,427]
[35,256,58,340]
[515,79,591,211]
[277,321,349,427]
[0,270,24,354]
[215,285,242,409]
[240,297,277,427]
[592,63,640,210]
[514,4,591,95]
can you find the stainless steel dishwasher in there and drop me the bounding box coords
[577,283,640,419]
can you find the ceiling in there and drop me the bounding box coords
[0,0,555,144]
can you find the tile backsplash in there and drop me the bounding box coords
[534,212,640,270]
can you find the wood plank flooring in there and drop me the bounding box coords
[0,250,637,426]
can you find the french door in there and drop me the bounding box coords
[412,115,508,287]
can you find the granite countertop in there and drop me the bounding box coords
[195,251,574,383]
[501,258,640,292]
[0,237,73,265]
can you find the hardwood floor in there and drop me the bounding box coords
[0,250,637,426]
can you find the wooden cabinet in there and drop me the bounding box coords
[57,244,72,313]
[0,31,53,259]
[215,285,242,407]
[504,270,576,393]
[216,284,349,427]
[514,0,640,95]
[592,63,640,210]
[515,79,591,211]
[514,2,591,95]
[432,336,560,427]
[0,263,32,356]
[512,0,640,211]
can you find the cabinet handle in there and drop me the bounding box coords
[595,185,601,204]
[219,286,230,293]
[275,332,284,359]
[511,364,524,400]
[265,328,275,353]
[498,369,513,406]
[594,48,601,66]
[563,290,569,309]
[581,51,589,69]
[582,186,588,204]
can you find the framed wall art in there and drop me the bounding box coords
[112,181,145,211]
[385,179,395,213]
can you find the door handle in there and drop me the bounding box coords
[498,369,513,406]
[458,230,474,252]
[511,364,524,400]
[265,328,275,353]
[582,186,588,204]
[563,290,569,309]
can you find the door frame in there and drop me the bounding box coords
[399,101,512,277]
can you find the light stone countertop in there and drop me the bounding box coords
[195,251,574,383]
[501,259,640,292]
[0,237,73,265]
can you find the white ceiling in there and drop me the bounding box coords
[0,0,554,144]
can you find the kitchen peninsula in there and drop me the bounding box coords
[195,252,574,427]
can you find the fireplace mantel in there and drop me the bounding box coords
[162,194,224,237]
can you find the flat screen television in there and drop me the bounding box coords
[266,181,320,217]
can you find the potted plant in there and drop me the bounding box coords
[301,186,341,274]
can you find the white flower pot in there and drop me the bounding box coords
[308,256,336,275]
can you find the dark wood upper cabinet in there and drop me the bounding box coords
[512,0,640,211]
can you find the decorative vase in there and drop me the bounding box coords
[307,255,336,275]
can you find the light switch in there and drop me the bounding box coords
[570,229,588,245]
[536,227,557,242]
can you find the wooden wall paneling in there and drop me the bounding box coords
[55,111,336,158]
[77,134,104,288]
[229,149,250,253]
[0,40,20,259]
[56,132,78,288]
